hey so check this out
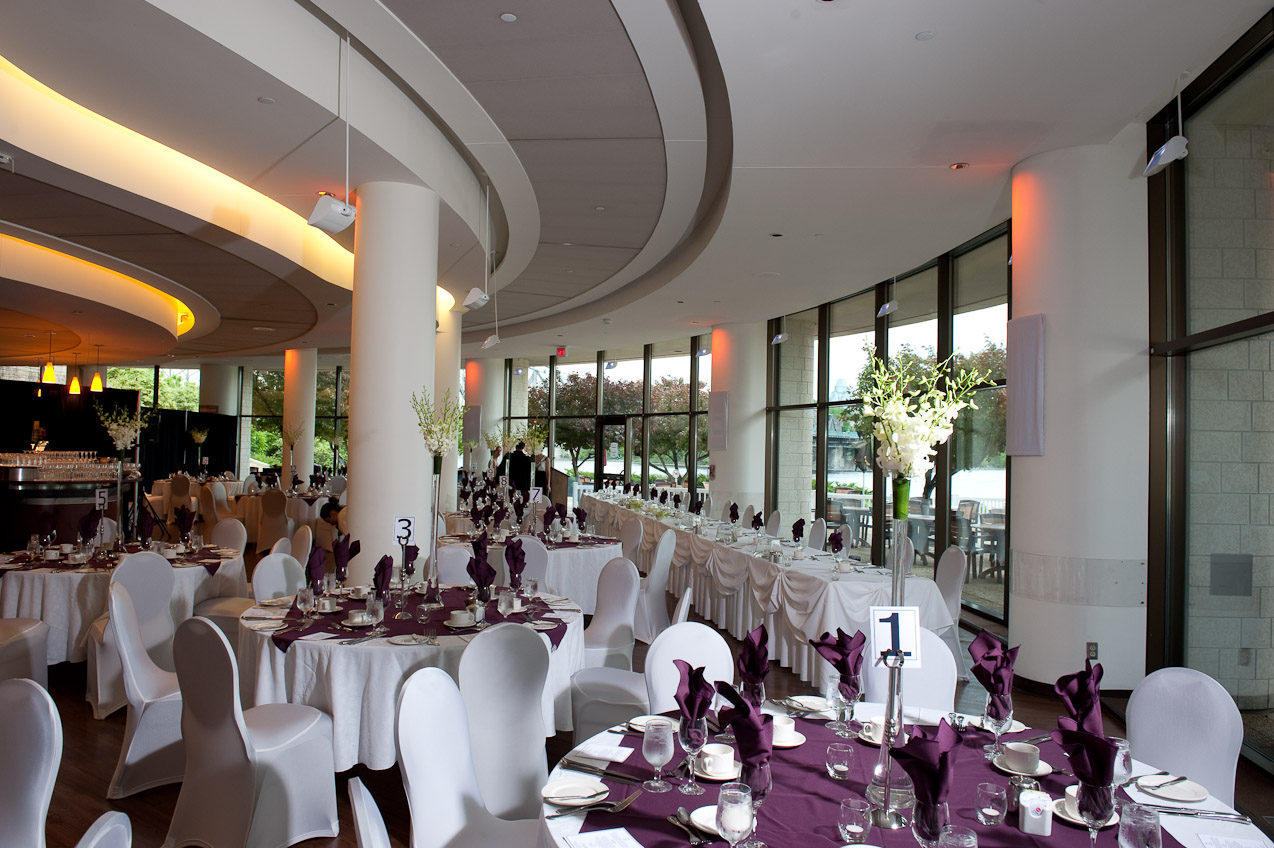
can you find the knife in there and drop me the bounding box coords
[1136,805,1250,824]
[560,759,642,785]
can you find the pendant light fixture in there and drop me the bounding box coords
[40,332,56,383]
[90,344,104,392]
[481,184,501,349]
[68,353,81,394]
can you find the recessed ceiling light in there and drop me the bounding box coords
[257,95,276,105]
[677,300,685,304]
[770,233,783,238]
[915,31,936,41]
[71,310,83,315]
[561,242,574,246]
[565,269,575,274]
[690,322,699,326]
[754,271,781,278]
[253,326,275,332]
[950,162,970,170]
[594,206,606,212]
[326,302,337,307]
[499,12,517,22]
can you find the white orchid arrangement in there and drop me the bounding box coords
[483,428,504,455]
[189,427,208,445]
[280,421,305,450]
[411,388,465,457]
[860,348,987,479]
[515,422,547,456]
[96,404,152,452]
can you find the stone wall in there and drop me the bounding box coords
[775,314,818,527]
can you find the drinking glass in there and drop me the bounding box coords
[26,535,39,555]
[190,533,204,550]
[938,825,978,848]
[678,716,708,795]
[1117,803,1162,848]
[366,596,385,625]
[642,718,674,793]
[716,783,754,848]
[1077,782,1116,848]
[981,693,1013,760]
[323,573,337,595]
[824,672,846,734]
[525,576,540,597]
[837,798,871,844]
[741,762,771,848]
[975,782,1007,826]
[497,589,515,618]
[1110,737,1133,787]
[911,801,950,848]
[296,586,316,622]
[825,743,854,779]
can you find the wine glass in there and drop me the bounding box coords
[911,801,950,848]
[981,693,1013,760]
[741,762,771,848]
[642,718,674,793]
[824,672,846,734]
[716,783,754,848]
[678,716,708,795]
[1077,782,1116,848]
[296,586,316,623]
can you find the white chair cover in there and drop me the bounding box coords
[88,552,175,721]
[862,627,956,713]
[165,617,337,847]
[718,503,731,523]
[459,623,550,820]
[167,475,191,522]
[515,535,550,585]
[0,678,61,848]
[644,621,733,714]
[396,667,537,848]
[106,582,184,798]
[256,487,292,551]
[210,517,247,552]
[569,666,649,744]
[328,475,347,494]
[347,778,391,848]
[583,557,640,670]
[807,517,827,551]
[251,553,305,602]
[433,545,474,585]
[634,529,675,644]
[0,619,49,688]
[210,481,236,521]
[933,546,969,678]
[740,505,755,530]
[197,486,218,534]
[95,516,118,548]
[764,509,782,537]
[619,517,644,566]
[1127,667,1243,807]
[270,536,292,556]
[292,524,314,567]
[672,586,693,625]
[901,536,915,575]
[73,812,132,848]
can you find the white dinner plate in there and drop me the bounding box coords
[524,621,557,631]
[689,806,721,837]
[992,754,1052,777]
[772,731,806,749]
[1137,776,1208,803]
[388,634,432,646]
[968,716,1027,734]
[342,617,375,628]
[247,621,288,632]
[444,621,477,629]
[693,759,741,782]
[626,715,679,733]
[1051,799,1118,829]
[541,777,608,807]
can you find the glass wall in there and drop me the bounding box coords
[243,367,347,471]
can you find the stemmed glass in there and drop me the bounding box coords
[1117,802,1161,848]
[678,716,708,795]
[824,672,847,734]
[1077,782,1116,848]
[296,586,317,624]
[911,801,950,848]
[716,783,754,848]
[741,762,771,848]
[642,718,674,793]
[1110,737,1133,787]
[981,693,1013,760]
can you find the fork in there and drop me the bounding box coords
[546,789,642,818]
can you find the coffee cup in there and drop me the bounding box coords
[348,585,369,600]
[318,597,338,613]
[1063,784,1080,818]
[699,743,735,777]
[448,610,475,627]
[348,610,371,626]
[59,543,74,554]
[772,715,797,744]
[863,716,886,742]
[794,547,807,560]
[1003,742,1040,774]
[43,548,59,560]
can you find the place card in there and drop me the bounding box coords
[297,632,342,641]
[564,829,644,848]
[1199,835,1265,848]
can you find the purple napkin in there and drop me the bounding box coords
[672,494,681,509]
[890,720,964,808]
[810,628,867,702]
[505,538,526,589]
[1050,728,1118,787]
[138,508,155,545]
[751,511,764,531]
[736,625,770,706]
[968,630,1018,721]
[174,506,196,535]
[1055,659,1105,735]
[292,475,303,489]
[469,503,484,527]
[492,506,508,529]
[78,510,102,544]
[513,499,526,524]
[472,531,490,563]
[480,503,495,525]
[306,545,326,593]
[828,530,844,554]
[659,490,668,505]
[692,498,703,515]
[467,551,496,591]
[333,536,360,582]
[572,507,587,528]
[373,554,392,597]
[716,681,774,772]
[792,519,805,542]
[673,659,716,723]
[729,503,739,523]
[650,487,658,500]
[459,487,471,502]
[403,544,419,579]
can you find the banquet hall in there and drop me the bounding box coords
[0,1,1273,846]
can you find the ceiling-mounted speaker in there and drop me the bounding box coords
[1143,135,1188,177]
[463,287,490,309]
[308,195,356,233]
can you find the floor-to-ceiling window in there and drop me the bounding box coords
[243,366,347,472]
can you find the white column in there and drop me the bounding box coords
[465,358,506,471]
[198,363,240,415]
[435,291,461,511]
[709,322,767,515]
[348,181,439,584]
[282,348,318,483]
[1008,123,1149,689]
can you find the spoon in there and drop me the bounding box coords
[677,807,716,843]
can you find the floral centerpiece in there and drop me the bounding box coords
[516,422,547,457]
[483,427,504,466]
[96,404,152,544]
[411,388,465,607]
[860,348,986,520]
[280,420,304,474]
[189,427,208,445]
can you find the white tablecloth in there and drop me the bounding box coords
[582,495,954,690]
[234,493,320,543]
[237,600,586,771]
[438,538,622,615]
[0,549,248,664]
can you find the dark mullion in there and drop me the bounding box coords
[815,304,830,523]
[935,252,953,563]
[872,283,890,567]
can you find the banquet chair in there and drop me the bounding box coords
[436,512,447,542]
[165,617,338,848]
[210,481,237,522]
[250,553,305,601]
[0,618,50,687]
[191,521,255,641]
[862,627,956,713]
[106,582,184,798]
[74,812,132,848]
[347,778,391,848]
[672,586,693,625]
[0,678,60,848]
[329,474,347,494]
[397,667,538,848]
[764,508,783,537]
[515,535,551,586]
[257,487,293,552]
[197,486,219,534]
[619,517,644,566]
[719,503,731,522]
[701,494,712,521]
[459,623,550,820]
[339,489,348,506]
[932,546,969,678]
[95,516,119,548]
[634,528,675,643]
[583,557,640,670]
[292,524,314,569]
[807,517,827,551]
[210,517,247,553]
[1126,667,1242,807]
[167,475,192,522]
[88,552,175,721]
[740,504,755,530]
[645,621,735,713]
[271,536,292,556]
[434,545,474,585]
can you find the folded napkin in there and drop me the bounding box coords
[174,505,196,536]
[672,494,681,509]
[792,519,805,542]
[716,681,774,773]
[467,551,496,592]
[138,508,155,545]
[659,490,668,505]
[306,545,326,593]
[459,487,471,502]
[292,475,304,489]
[480,503,495,525]
[403,544,419,579]
[512,499,526,524]
[469,503,484,528]
[492,506,508,529]
[573,507,588,529]
[828,530,843,554]
[890,720,964,821]
[505,538,526,589]
[674,659,716,723]
[1050,728,1118,787]
[729,503,739,523]
[78,510,102,544]
[968,630,1018,721]
[736,625,770,706]
[333,536,360,583]
[810,628,867,702]
[372,554,393,597]
[692,497,703,515]
[650,487,658,500]
[1055,659,1105,735]
[751,511,764,531]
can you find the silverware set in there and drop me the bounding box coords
[340,626,388,645]
[545,789,642,819]
[1136,803,1250,824]
[666,806,716,844]
[559,758,643,785]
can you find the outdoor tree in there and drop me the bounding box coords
[107,367,200,411]
[635,376,710,485]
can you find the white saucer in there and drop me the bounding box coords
[1137,776,1208,803]
[541,777,609,807]
[524,621,557,631]
[342,617,375,628]
[689,806,720,837]
[1052,799,1118,829]
[247,621,288,632]
[444,620,476,629]
[992,754,1052,777]
[693,760,742,781]
[772,731,806,749]
[388,634,431,646]
[626,715,679,733]
[785,695,830,712]
[968,716,1028,734]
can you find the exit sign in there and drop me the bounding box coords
[556,346,567,357]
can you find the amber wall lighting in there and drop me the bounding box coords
[90,344,103,392]
[39,332,55,383]
[68,352,81,395]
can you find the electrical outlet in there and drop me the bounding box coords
[1086,642,1098,661]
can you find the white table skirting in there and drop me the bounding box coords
[438,539,622,616]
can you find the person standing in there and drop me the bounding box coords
[508,441,532,492]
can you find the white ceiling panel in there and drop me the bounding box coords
[465,74,662,141]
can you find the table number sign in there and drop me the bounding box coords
[393,516,415,546]
[95,488,109,511]
[528,487,543,503]
[868,605,922,669]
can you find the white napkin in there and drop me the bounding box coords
[297,632,342,641]
[572,739,632,764]
[564,830,644,848]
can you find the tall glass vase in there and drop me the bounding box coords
[115,450,127,550]
[424,455,444,609]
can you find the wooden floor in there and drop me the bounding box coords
[40,602,1274,847]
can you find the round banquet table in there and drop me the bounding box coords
[0,546,248,664]
[538,702,1269,848]
[438,535,623,615]
[237,586,586,772]
[234,492,322,543]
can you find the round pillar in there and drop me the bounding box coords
[283,348,318,483]
[435,290,461,510]
[708,322,767,515]
[198,363,240,415]
[465,358,506,471]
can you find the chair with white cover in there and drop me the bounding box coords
[166,475,192,522]
[190,521,256,641]
[292,524,314,568]
[619,517,644,566]
[764,509,782,537]
[458,623,550,820]
[644,621,734,713]
[672,586,693,625]
[740,504,755,530]
[256,487,293,552]
[718,503,731,522]
[106,582,184,798]
[88,552,175,721]
[250,553,305,602]
[271,536,292,556]
[73,812,132,848]
[862,627,956,713]
[328,474,347,494]
[515,535,550,586]
[701,494,712,521]
[433,545,474,585]
[1126,667,1243,807]
[583,557,640,670]
[210,517,247,553]
[210,481,236,522]
[933,546,969,677]
[397,667,537,848]
[197,486,219,534]
[807,517,827,551]
[95,516,119,548]
[165,616,338,848]
[0,678,60,847]
[634,529,675,644]
[569,666,650,744]
[347,778,390,848]
[900,536,915,575]
[0,619,50,687]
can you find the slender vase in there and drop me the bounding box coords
[115,450,128,550]
[425,455,444,609]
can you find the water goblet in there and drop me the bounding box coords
[975,782,1007,827]
[716,783,754,848]
[525,576,540,597]
[981,693,1013,760]
[366,596,385,625]
[678,715,708,795]
[641,718,674,793]
[1117,802,1161,848]
[26,535,39,556]
[938,825,978,848]
[911,801,950,848]
[1077,782,1116,848]
[497,589,515,618]
[825,743,854,779]
[838,798,871,844]
[1109,737,1133,787]
[823,672,846,734]
[296,586,316,623]
[741,762,772,848]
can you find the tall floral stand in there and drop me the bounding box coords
[423,455,444,609]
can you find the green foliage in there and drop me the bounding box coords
[107,367,199,411]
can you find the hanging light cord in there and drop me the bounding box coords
[344,34,351,203]
[487,184,498,337]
